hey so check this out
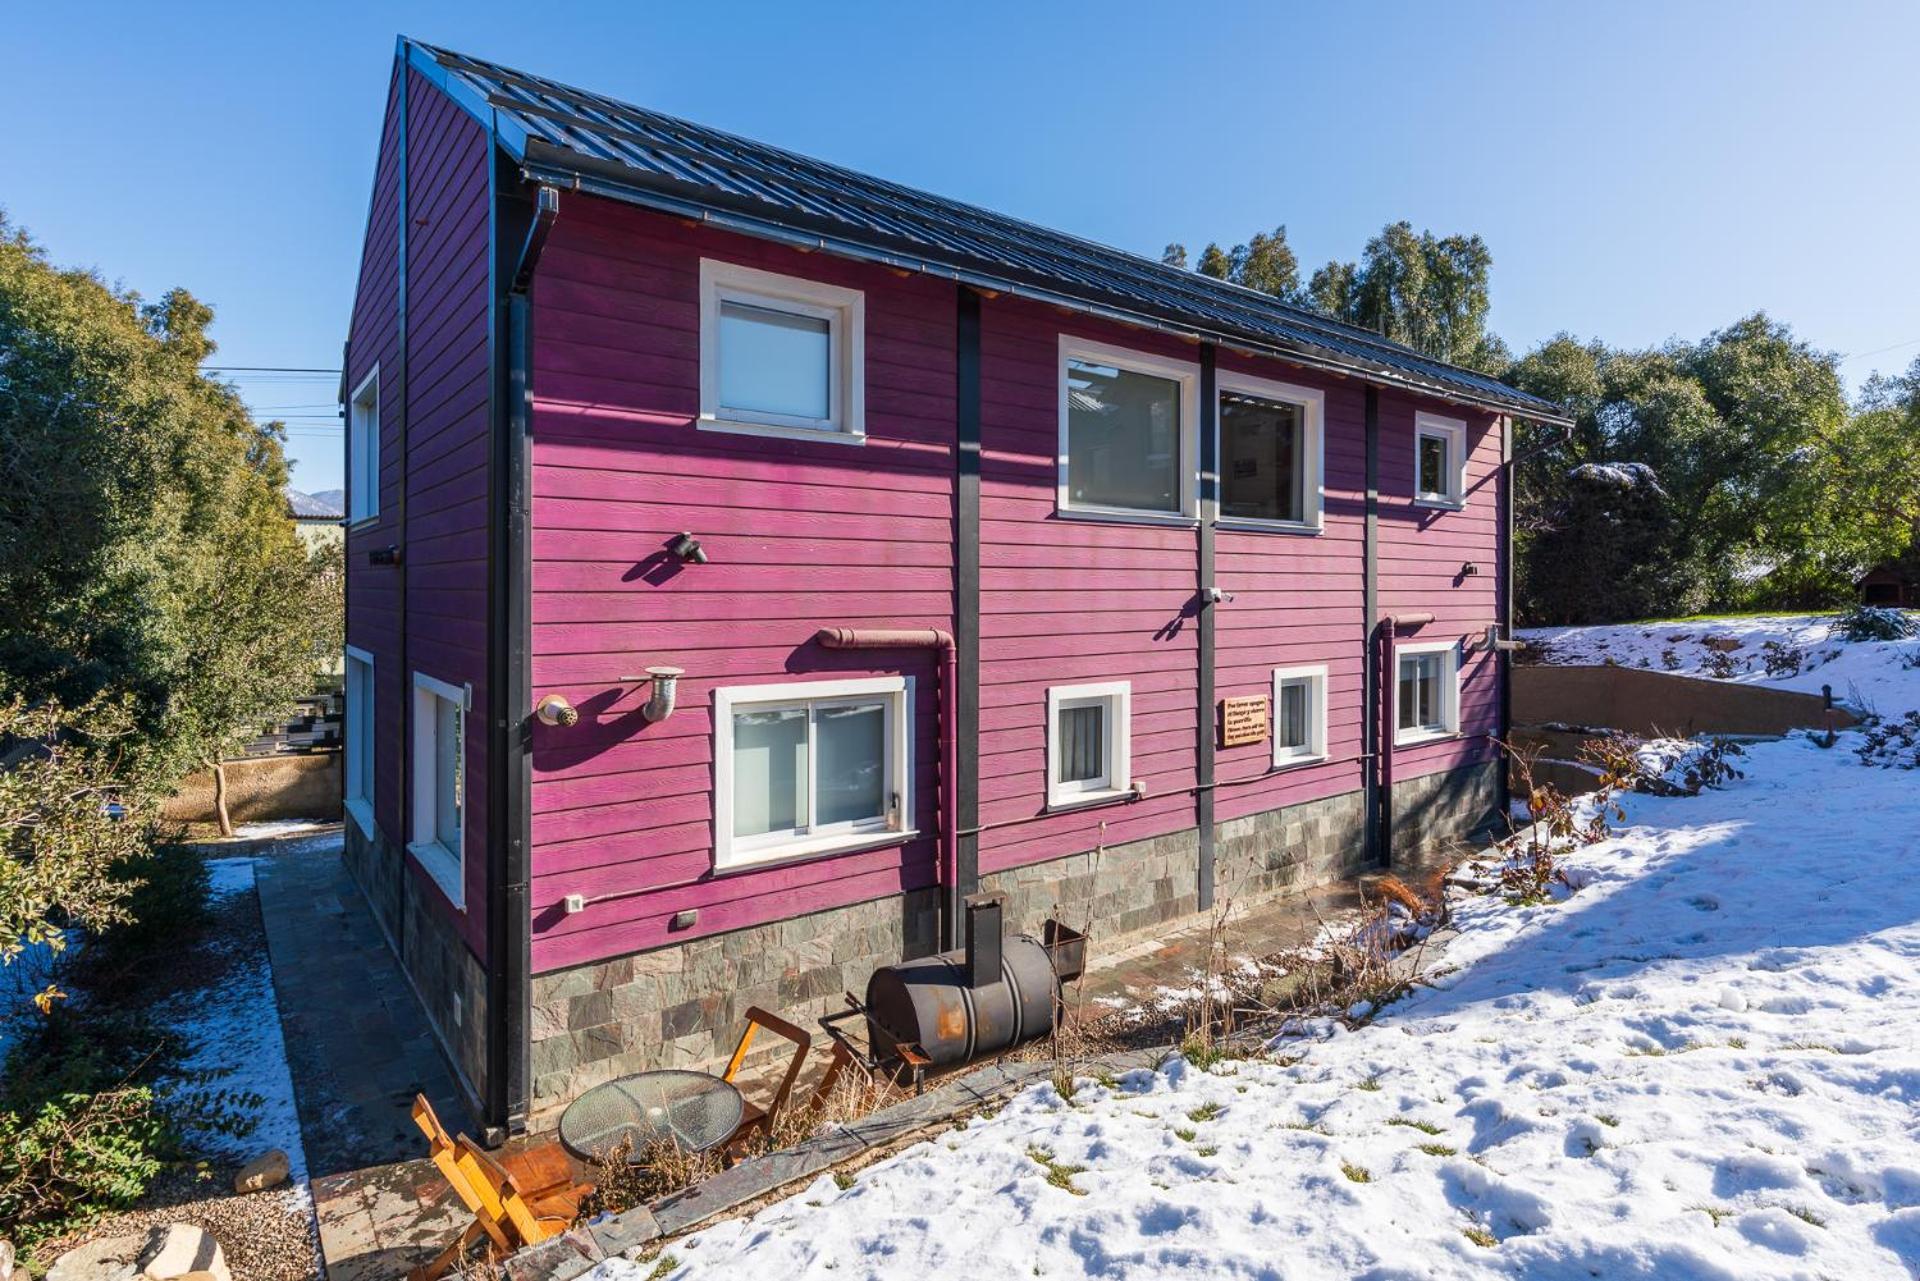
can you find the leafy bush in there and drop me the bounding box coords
[82,843,210,988]
[1760,640,1804,677]
[1833,604,1919,643]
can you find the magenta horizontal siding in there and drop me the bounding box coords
[519,196,1510,975]
[526,199,955,975]
[343,68,494,960]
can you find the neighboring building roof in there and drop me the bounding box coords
[287,487,345,521]
[402,39,1571,425]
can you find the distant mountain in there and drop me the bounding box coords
[287,487,345,520]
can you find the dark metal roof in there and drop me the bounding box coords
[403,38,1568,424]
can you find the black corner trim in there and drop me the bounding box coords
[1196,344,1218,911]
[1362,385,1381,865]
[952,287,983,950]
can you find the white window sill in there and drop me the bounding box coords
[698,416,866,446]
[1271,753,1329,772]
[347,514,381,532]
[407,839,466,911]
[1046,786,1135,814]
[1412,496,1465,511]
[344,797,375,840]
[1394,728,1462,747]
[1055,506,1198,528]
[716,827,918,875]
[1215,515,1324,536]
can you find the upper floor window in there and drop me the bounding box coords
[1218,374,1326,530]
[1414,412,1467,507]
[699,259,865,443]
[410,671,468,908]
[1046,681,1133,809]
[344,646,375,836]
[348,367,380,522]
[714,676,911,871]
[1059,337,1198,520]
[1396,641,1460,744]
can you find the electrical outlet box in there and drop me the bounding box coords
[564,893,586,915]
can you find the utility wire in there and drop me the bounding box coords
[203,364,341,374]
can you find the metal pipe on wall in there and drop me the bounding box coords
[813,627,960,940]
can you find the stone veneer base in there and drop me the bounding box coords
[522,760,1500,1126]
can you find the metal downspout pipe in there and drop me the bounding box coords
[813,627,960,939]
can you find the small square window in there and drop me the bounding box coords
[410,672,468,907]
[1271,666,1328,766]
[700,260,864,442]
[1046,681,1132,808]
[1059,338,1197,520]
[1414,412,1467,506]
[1217,376,1325,530]
[1396,643,1460,744]
[714,677,912,870]
[348,368,380,522]
[344,647,375,836]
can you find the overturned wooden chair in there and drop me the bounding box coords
[408,1094,592,1281]
[720,1006,813,1152]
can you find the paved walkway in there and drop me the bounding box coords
[252,831,477,1280]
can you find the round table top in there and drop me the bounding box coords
[558,1070,746,1161]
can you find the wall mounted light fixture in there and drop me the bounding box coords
[670,532,708,564]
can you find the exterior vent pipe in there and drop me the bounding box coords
[814,627,959,940]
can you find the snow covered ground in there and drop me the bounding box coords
[591,665,1920,1278]
[1521,612,1920,720]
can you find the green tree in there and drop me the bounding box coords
[1311,222,1505,372]
[1166,227,1302,301]
[0,217,335,832]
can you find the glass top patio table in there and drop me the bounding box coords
[557,1069,745,1161]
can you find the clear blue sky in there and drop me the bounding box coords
[7,2,1917,493]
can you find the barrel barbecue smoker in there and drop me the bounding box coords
[820,893,1087,1084]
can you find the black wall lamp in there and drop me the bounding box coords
[670,532,708,565]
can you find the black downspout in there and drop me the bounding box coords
[950,287,982,951]
[1361,386,1381,866]
[1498,414,1514,819]
[486,165,554,1140]
[394,67,412,957]
[1196,345,1218,912]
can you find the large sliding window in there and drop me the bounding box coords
[714,677,912,870]
[1217,373,1325,530]
[1058,338,1197,519]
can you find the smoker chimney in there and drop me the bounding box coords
[963,892,1004,989]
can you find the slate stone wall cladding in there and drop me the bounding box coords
[528,888,943,1125]
[519,762,1499,1126]
[343,820,491,1118]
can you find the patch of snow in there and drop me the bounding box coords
[172,858,313,1224]
[589,732,1920,1279]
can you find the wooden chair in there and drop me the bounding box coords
[721,1006,812,1149]
[408,1095,593,1281]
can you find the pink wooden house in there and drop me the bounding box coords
[341,38,1571,1135]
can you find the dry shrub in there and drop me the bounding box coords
[581,1134,723,1216]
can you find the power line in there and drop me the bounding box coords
[203,364,341,374]
[1840,337,1920,363]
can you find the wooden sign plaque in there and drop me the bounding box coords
[1220,695,1270,748]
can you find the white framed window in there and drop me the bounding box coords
[1395,641,1461,744]
[409,671,469,908]
[1271,665,1329,767]
[1046,681,1133,809]
[1059,336,1199,522]
[1413,411,1467,507]
[1216,372,1326,532]
[714,676,912,871]
[347,366,380,523]
[344,645,375,837]
[698,259,865,443]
